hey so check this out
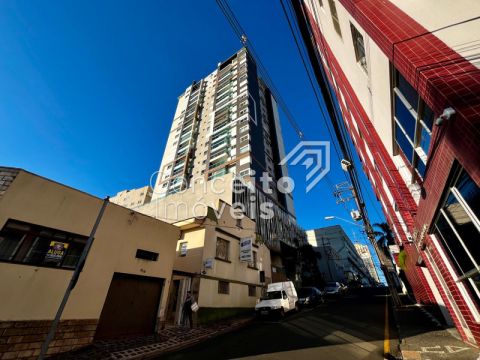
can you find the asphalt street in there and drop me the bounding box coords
[157,292,399,360]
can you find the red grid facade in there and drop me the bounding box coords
[301,0,480,345]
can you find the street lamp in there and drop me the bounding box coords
[324,215,364,228]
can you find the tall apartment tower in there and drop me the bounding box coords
[152,48,295,218]
[293,0,480,345]
[354,243,380,284]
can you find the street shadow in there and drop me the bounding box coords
[157,292,399,360]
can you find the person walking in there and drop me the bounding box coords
[182,291,194,328]
[397,245,414,297]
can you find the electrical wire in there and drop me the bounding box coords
[279,0,346,172]
[216,0,351,203]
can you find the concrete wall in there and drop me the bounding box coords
[0,170,179,321]
[138,173,235,222]
[172,201,272,310]
[0,169,180,357]
[174,227,206,274]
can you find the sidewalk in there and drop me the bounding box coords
[394,303,479,360]
[51,316,253,360]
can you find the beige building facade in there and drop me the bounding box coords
[110,185,153,209]
[0,167,179,359]
[165,200,272,325]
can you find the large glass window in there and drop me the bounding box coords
[395,124,414,161]
[0,220,87,269]
[432,168,480,308]
[393,70,433,181]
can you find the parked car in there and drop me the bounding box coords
[297,287,324,307]
[255,281,298,318]
[323,282,346,296]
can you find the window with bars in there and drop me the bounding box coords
[432,166,480,309]
[248,285,257,297]
[0,220,87,269]
[393,70,434,181]
[215,238,230,261]
[218,280,230,294]
[350,23,367,72]
[328,0,342,37]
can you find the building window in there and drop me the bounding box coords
[215,238,230,261]
[0,220,87,269]
[178,241,188,257]
[328,0,342,37]
[218,280,230,294]
[248,285,257,297]
[239,134,249,143]
[248,251,257,269]
[239,145,250,154]
[432,166,480,308]
[239,169,250,177]
[393,70,434,181]
[350,23,367,72]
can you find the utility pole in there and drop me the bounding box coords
[350,187,401,306]
[38,197,110,360]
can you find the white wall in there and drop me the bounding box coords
[390,0,480,69]
[304,0,395,155]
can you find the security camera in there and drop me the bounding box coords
[435,107,456,126]
[341,159,352,172]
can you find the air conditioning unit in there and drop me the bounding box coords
[351,210,362,221]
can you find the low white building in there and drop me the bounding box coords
[306,225,373,285]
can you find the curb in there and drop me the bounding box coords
[116,318,254,360]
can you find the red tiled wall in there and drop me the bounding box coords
[302,0,480,345]
[304,6,435,305]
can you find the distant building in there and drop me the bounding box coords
[306,225,373,285]
[110,185,152,209]
[0,167,179,359]
[354,243,380,283]
[151,47,295,220]
[124,48,306,285]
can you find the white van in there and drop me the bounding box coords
[255,281,298,317]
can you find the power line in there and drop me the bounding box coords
[216,0,350,201]
[216,0,305,140]
[279,0,346,171]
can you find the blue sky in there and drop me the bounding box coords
[0,0,385,280]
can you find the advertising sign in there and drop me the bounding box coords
[389,245,400,254]
[204,258,214,269]
[240,237,253,262]
[44,241,69,265]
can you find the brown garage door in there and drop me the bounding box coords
[95,273,164,340]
